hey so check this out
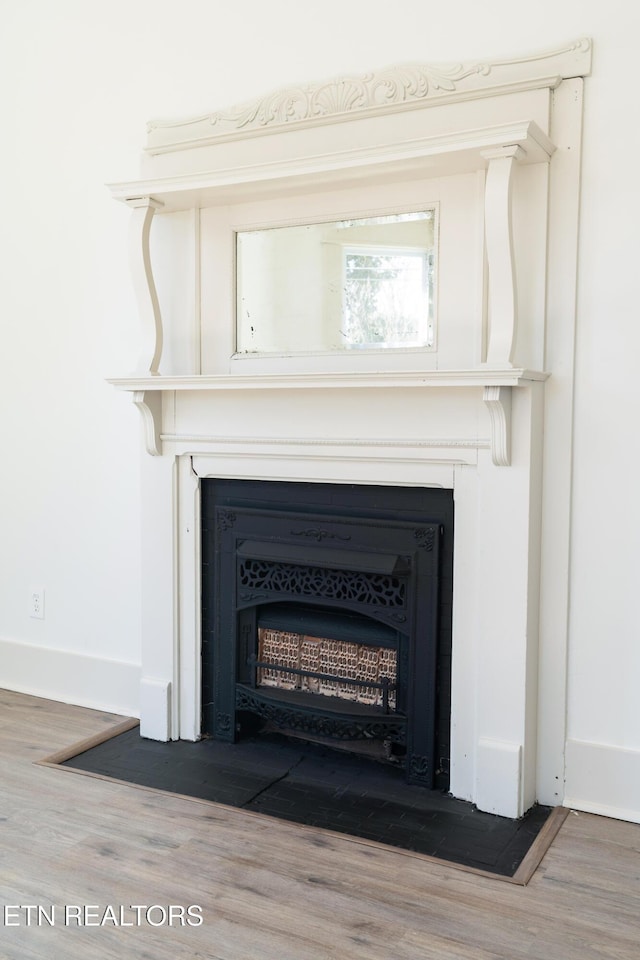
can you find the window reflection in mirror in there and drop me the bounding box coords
[235,210,436,355]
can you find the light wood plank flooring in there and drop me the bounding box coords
[1,688,638,960]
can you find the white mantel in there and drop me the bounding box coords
[109,38,591,818]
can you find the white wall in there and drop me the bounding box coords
[1,0,638,819]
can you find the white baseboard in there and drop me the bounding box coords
[564,738,640,825]
[0,636,140,717]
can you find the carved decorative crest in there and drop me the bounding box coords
[207,62,490,132]
[146,39,591,153]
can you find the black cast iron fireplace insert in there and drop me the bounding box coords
[201,480,453,790]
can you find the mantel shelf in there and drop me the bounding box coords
[108,368,548,392]
[108,121,554,212]
[113,369,545,465]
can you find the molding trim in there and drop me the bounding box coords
[146,38,591,154]
[0,637,140,717]
[163,434,486,449]
[167,435,485,468]
[189,451,459,487]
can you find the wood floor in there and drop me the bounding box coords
[1,689,638,960]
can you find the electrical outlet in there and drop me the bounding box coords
[29,587,45,620]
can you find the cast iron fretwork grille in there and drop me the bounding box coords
[239,557,406,607]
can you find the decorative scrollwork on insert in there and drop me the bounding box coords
[216,510,237,532]
[239,591,269,603]
[235,687,406,743]
[238,558,406,608]
[215,712,232,733]
[408,754,432,784]
[289,527,351,543]
[414,527,436,552]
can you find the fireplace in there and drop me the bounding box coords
[107,41,591,818]
[201,480,453,790]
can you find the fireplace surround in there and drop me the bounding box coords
[107,39,590,818]
[201,480,453,790]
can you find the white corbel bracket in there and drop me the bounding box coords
[483,384,512,466]
[125,197,164,376]
[132,390,163,456]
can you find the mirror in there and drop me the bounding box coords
[236,210,436,355]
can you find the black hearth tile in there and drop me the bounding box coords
[60,727,552,877]
[62,728,302,807]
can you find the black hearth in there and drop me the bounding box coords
[201,480,453,790]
